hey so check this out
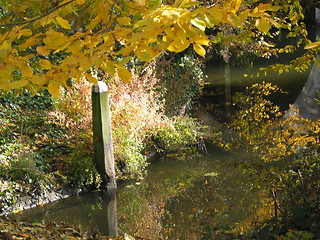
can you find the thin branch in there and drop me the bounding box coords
[0,0,75,29]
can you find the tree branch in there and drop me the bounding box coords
[0,0,75,29]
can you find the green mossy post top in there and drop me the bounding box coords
[92,81,108,93]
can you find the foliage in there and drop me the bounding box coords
[0,0,309,96]
[66,151,101,188]
[214,82,320,239]
[108,64,204,178]
[155,53,204,116]
[0,218,132,240]
[153,116,204,153]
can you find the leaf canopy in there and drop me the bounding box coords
[0,0,309,96]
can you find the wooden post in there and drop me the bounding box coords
[92,81,117,189]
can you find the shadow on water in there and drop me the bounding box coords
[9,146,273,239]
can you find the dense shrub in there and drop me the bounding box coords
[155,53,204,116]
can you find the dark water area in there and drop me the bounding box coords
[203,57,310,113]
[202,25,314,116]
[9,146,272,239]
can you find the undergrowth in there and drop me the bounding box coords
[0,61,204,212]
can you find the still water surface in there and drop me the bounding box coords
[11,146,273,239]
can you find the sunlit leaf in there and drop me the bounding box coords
[117,17,131,26]
[116,65,131,82]
[18,29,32,39]
[193,43,206,56]
[48,82,60,98]
[304,41,320,49]
[190,18,206,31]
[195,36,210,46]
[37,46,51,56]
[76,0,86,5]
[39,59,54,69]
[84,73,98,85]
[227,12,242,27]
[56,16,72,30]
[255,18,270,33]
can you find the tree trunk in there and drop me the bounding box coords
[284,61,320,121]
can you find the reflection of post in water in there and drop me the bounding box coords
[221,48,231,117]
[104,189,118,237]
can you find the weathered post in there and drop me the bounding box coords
[92,81,117,189]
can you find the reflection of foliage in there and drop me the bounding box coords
[215,82,320,239]
[116,149,273,239]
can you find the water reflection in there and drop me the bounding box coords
[10,189,118,237]
[104,190,118,237]
[10,147,272,239]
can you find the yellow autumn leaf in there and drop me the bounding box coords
[36,46,51,56]
[232,0,242,12]
[84,73,98,85]
[103,61,116,75]
[195,36,210,46]
[255,18,270,33]
[117,17,131,26]
[56,16,71,30]
[0,41,11,50]
[48,82,60,98]
[31,74,48,86]
[116,65,131,82]
[135,45,160,62]
[12,80,29,89]
[76,0,86,5]
[79,56,93,71]
[16,61,33,77]
[193,43,206,56]
[136,0,145,6]
[66,40,84,53]
[206,10,223,26]
[18,29,32,39]
[162,9,180,20]
[39,59,54,69]
[43,29,69,48]
[117,45,135,56]
[190,18,206,31]
[227,12,242,27]
[167,37,190,52]
[19,37,38,50]
[304,41,320,49]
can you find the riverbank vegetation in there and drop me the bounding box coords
[213,82,320,239]
[0,56,205,213]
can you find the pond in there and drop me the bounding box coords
[10,146,273,239]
